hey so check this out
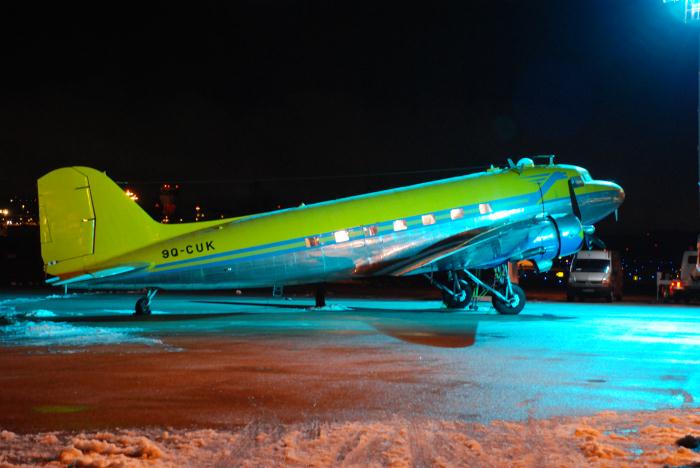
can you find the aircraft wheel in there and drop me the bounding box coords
[134,296,152,316]
[606,290,613,303]
[492,284,526,315]
[566,291,575,302]
[442,286,470,309]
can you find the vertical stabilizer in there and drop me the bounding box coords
[38,167,162,277]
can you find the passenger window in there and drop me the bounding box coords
[422,214,436,225]
[305,236,320,247]
[450,208,464,220]
[363,225,378,237]
[393,219,408,231]
[478,203,492,215]
[334,230,349,243]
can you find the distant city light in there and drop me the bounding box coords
[124,189,139,201]
[195,205,205,221]
[1,209,8,216]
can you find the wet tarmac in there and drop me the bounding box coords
[0,291,699,433]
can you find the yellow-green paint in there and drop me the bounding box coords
[38,164,609,280]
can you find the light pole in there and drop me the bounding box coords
[664,0,700,216]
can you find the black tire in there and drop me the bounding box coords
[442,286,471,309]
[606,290,613,303]
[566,291,575,302]
[134,296,151,316]
[492,284,526,315]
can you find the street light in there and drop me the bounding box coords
[664,0,700,215]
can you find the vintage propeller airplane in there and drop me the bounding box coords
[37,156,624,315]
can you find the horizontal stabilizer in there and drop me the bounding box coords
[50,265,144,286]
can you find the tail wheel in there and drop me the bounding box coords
[135,297,151,315]
[492,284,526,315]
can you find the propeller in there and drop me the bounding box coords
[568,177,606,251]
[567,178,582,220]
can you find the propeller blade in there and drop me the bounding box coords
[590,236,607,250]
[567,178,582,220]
[614,208,618,222]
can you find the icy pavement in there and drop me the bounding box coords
[1,291,700,465]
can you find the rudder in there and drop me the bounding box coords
[38,167,162,277]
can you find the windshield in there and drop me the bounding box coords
[579,169,592,182]
[572,259,609,273]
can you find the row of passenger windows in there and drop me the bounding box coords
[304,203,493,248]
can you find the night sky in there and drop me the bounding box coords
[1,1,699,234]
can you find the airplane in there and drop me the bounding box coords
[37,156,624,315]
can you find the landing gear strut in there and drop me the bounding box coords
[134,289,158,316]
[315,283,327,308]
[487,265,526,315]
[426,271,471,309]
[426,264,526,315]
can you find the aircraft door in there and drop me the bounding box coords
[362,225,384,268]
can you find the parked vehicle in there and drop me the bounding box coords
[657,236,700,303]
[567,250,623,302]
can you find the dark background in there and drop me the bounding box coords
[1,1,698,236]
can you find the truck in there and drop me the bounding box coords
[567,250,623,302]
[657,236,700,303]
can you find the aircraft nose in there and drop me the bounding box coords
[580,180,624,225]
[595,180,624,205]
[612,182,625,207]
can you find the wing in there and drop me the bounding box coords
[378,214,582,276]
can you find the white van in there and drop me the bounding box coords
[567,250,623,302]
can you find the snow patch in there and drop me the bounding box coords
[308,304,353,311]
[2,410,699,466]
[29,309,56,317]
[0,321,162,347]
[104,309,167,315]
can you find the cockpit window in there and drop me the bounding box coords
[579,170,592,182]
[570,176,584,188]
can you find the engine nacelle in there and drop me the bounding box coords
[551,214,584,258]
[514,214,583,266]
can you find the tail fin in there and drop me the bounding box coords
[38,167,166,277]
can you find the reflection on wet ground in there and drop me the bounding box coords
[368,316,478,347]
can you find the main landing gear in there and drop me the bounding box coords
[425,264,526,315]
[134,289,158,316]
